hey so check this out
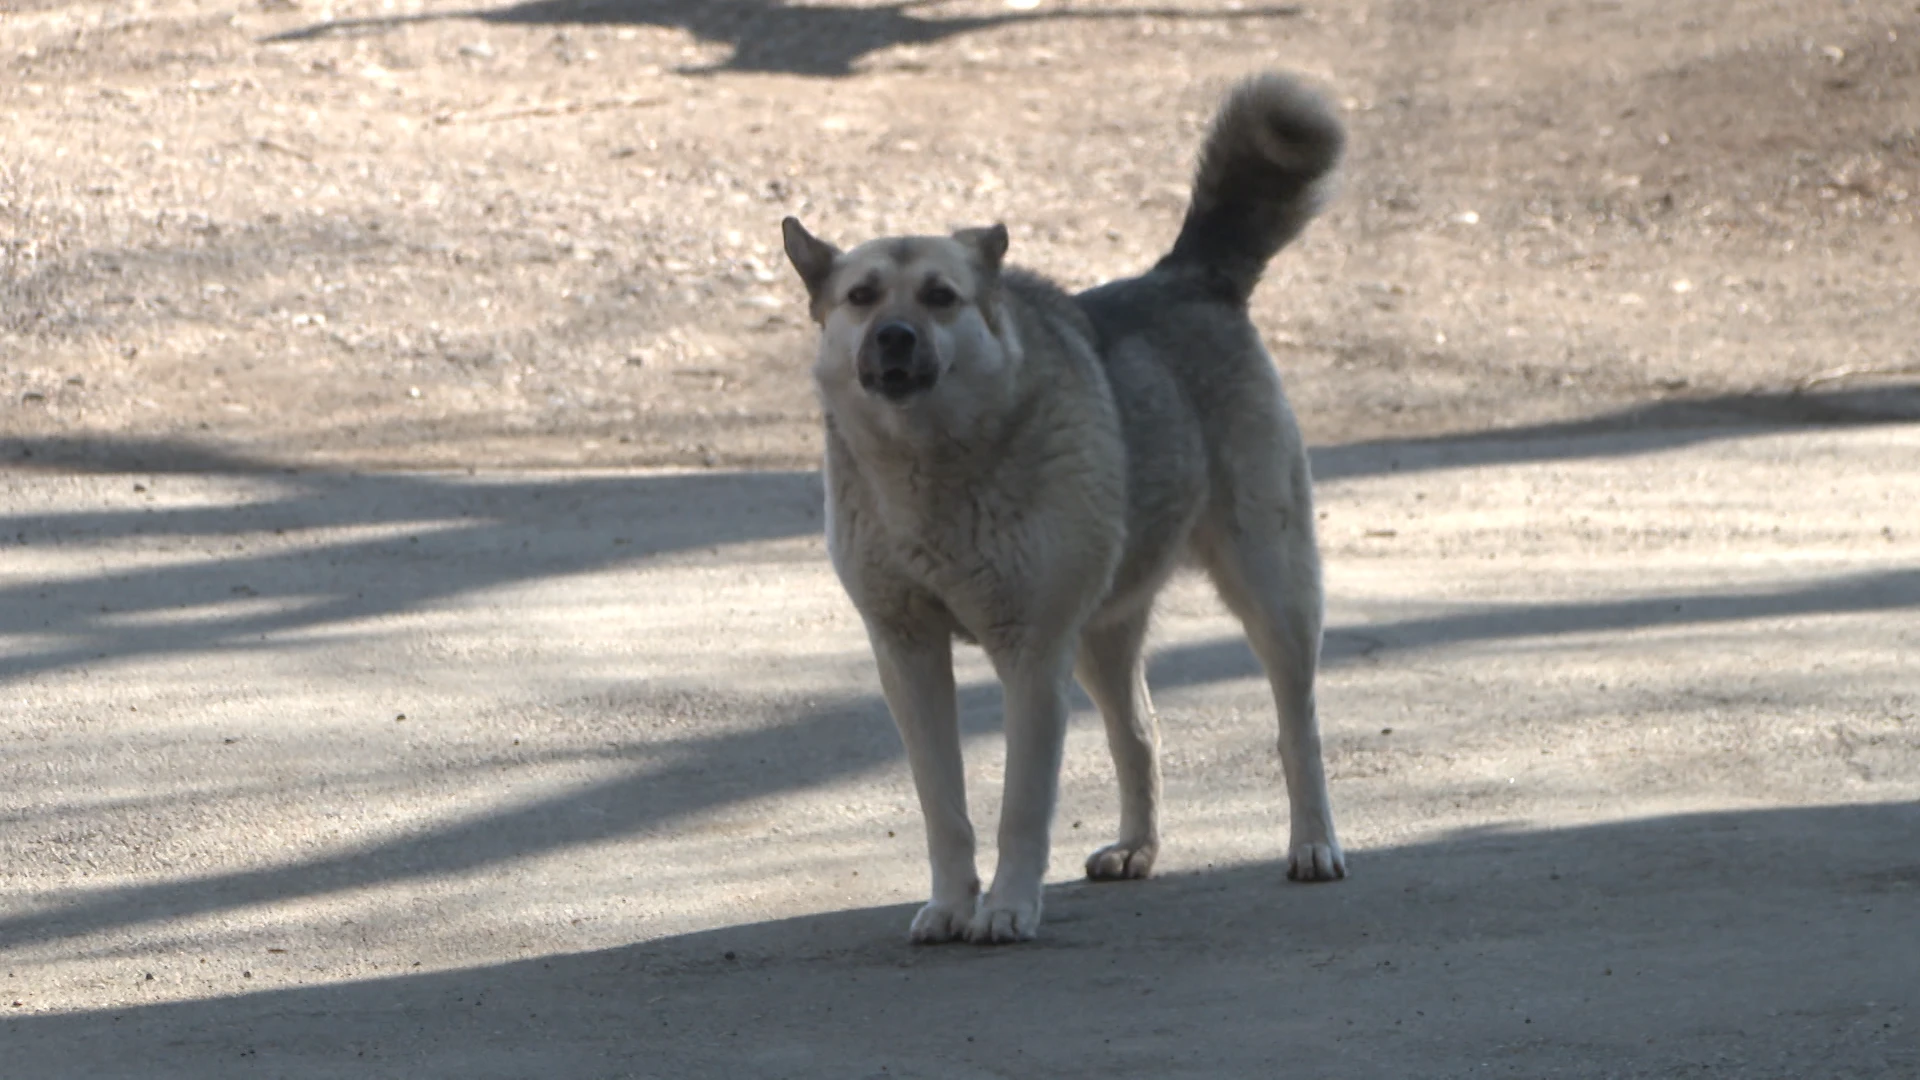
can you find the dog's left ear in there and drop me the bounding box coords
[953,224,1009,275]
[782,217,840,302]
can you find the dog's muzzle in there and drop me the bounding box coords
[858,321,938,401]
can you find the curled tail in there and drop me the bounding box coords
[1158,73,1345,305]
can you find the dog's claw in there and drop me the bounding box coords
[1287,840,1347,882]
[1085,840,1157,881]
[966,896,1040,944]
[908,900,976,944]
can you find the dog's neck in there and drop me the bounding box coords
[825,380,1043,468]
[817,360,1058,523]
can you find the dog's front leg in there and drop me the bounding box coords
[868,626,980,943]
[972,646,1074,943]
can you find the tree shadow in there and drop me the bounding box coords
[1157,563,1920,688]
[6,802,1916,1077]
[10,385,1907,686]
[3,401,1913,950]
[1307,382,1920,482]
[2,533,1910,949]
[0,438,825,683]
[262,0,1307,77]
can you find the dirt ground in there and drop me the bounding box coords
[4,1,1920,1078]
[4,0,1916,468]
[4,427,1918,1077]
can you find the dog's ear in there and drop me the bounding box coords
[782,217,840,302]
[952,224,1009,276]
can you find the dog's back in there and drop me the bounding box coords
[1077,74,1346,619]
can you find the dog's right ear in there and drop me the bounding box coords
[782,217,840,304]
[952,223,1009,276]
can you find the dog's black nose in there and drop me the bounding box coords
[875,321,917,360]
[860,321,935,400]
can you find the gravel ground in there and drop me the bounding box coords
[3,0,1919,1076]
[4,0,1915,467]
[4,423,1919,1076]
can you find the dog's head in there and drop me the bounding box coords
[781,217,1015,412]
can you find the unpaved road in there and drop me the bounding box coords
[4,420,1918,1077]
[4,0,1920,1076]
[3,0,1916,467]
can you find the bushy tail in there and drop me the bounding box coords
[1158,73,1345,305]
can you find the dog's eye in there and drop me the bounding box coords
[921,284,958,309]
[846,284,880,306]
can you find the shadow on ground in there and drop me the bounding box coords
[4,403,1917,953]
[1151,563,1920,689]
[6,385,1912,684]
[6,522,1913,952]
[1306,382,1920,481]
[6,524,1914,951]
[263,0,1307,77]
[6,802,1916,1078]
[0,445,825,682]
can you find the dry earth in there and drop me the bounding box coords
[4,1,1920,1078]
[3,426,1918,1078]
[4,0,1917,467]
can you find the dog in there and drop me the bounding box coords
[781,73,1347,944]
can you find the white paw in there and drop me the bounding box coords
[908,899,977,944]
[966,894,1041,944]
[1287,838,1347,882]
[1085,839,1157,881]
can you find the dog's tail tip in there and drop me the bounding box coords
[1224,73,1345,177]
[1162,72,1346,304]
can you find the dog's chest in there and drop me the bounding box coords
[876,481,1024,593]
[829,466,1058,638]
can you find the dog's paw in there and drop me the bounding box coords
[1085,839,1157,881]
[1287,839,1347,882]
[908,898,977,944]
[966,895,1041,944]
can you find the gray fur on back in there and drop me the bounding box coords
[920,73,1343,628]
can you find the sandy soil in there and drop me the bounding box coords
[3,1,1919,1077]
[3,425,1918,1076]
[4,0,1916,468]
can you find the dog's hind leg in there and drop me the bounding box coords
[868,627,982,943]
[1075,607,1162,880]
[1195,492,1346,883]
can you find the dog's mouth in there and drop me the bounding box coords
[856,318,939,402]
[860,365,938,401]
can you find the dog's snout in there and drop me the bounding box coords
[858,319,936,401]
[875,321,917,361]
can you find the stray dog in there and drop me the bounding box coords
[782,73,1346,944]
